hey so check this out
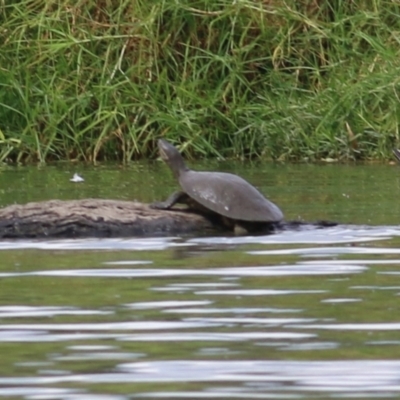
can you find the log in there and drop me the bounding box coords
[0,199,220,239]
[0,199,337,239]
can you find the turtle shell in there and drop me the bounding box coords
[179,170,283,222]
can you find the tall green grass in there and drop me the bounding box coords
[1,0,400,162]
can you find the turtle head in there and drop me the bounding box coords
[158,139,188,179]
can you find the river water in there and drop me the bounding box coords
[0,161,400,399]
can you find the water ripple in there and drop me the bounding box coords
[289,322,400,330]
[0,321,219,331]
[1,360,399,393]
[0,225,399,252]
[193,289,327,296]
[125,300,212,309]
[249,246,400,256]
[0,306,112,318]
[0,264,366,280]
[0,330,315,343]
[163,307,301,314]
[0,237,191,251]
[184,317,315,325]
[189,226,399,245]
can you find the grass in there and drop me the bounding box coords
[1,0,400,163]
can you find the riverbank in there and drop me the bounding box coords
[1,1,399,163]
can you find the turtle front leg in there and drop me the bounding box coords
[150,191,189,210]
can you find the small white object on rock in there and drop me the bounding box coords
[70,173,84,183]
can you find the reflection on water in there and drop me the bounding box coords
[1,164,400,398]
[0,225,397,251]
[0,225,400,398]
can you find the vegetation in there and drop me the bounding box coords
[1,0,400,163]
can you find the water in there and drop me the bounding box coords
[1,162,400,399]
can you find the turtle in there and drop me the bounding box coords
[151,139,284,234]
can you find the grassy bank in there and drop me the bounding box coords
[1,0,400,163]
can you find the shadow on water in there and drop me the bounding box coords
[1,164,400,398]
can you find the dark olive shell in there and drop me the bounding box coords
[180,170,283,222]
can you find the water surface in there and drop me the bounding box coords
[0,162,400,399]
